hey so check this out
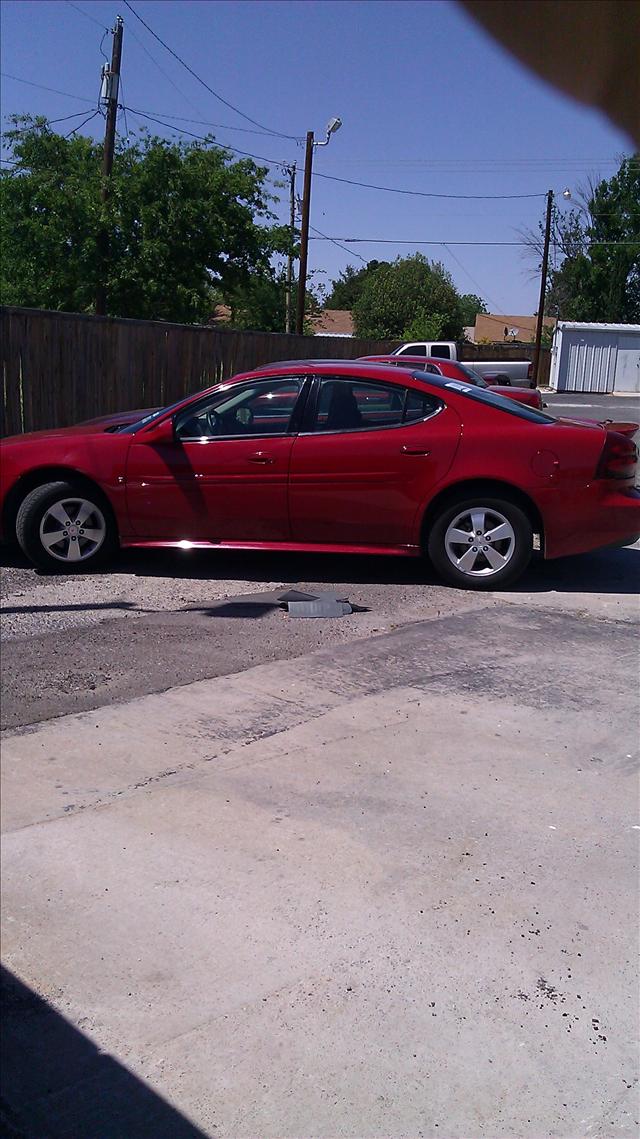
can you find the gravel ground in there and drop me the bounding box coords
[2,533,639,731]
[1,547,486,640]
[0,547,489,729]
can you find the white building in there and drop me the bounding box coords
[549,322,640,393]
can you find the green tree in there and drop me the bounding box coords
[325,260,387,309]
[352,253,464,340]
[401,309,445,341]
[525,155,640,322]
[458,293,488,326]
[0,115,291,323]
[219,270,323,333]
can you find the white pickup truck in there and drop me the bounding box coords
[391,341,534,387]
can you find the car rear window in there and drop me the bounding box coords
[416,373,555,424]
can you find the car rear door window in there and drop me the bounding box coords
[311,379,441,433]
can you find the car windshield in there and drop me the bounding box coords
[414,372,555,424]
[116,396,194,434]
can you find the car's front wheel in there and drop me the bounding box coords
[427,496,532,589]
[16,481,117,572]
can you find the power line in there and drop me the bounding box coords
[123,106,284,166]
[441,243,506,316]
[1,109,101,173]
[308,236,639,247]
[309,223,367,265]
[124,109,556,203]
[312,170,547,200]
[124,104,302,138]
[65,0,109,30]
[0,71,95,103]
[1,108,98,135]
[63,108,101,138]
[124,17,203,117]
[121,0,301,141]
[118,77,130,143]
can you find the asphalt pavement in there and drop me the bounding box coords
[543,391,640,435]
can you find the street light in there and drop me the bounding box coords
[295,117,343,335]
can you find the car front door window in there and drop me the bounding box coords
[175,378,304,441]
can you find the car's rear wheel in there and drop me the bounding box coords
[427,496,532,589]
[16,481,117,572]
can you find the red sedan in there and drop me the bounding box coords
[360,355,544,408]
[1,361,638,589]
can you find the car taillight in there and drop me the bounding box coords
[595,431,638,480]
[527,362,533,379]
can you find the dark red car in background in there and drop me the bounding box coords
[1,361,638,588]
[360,355,545,408]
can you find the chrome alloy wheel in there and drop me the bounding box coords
[444,507,516,578]
[38,497,107,563]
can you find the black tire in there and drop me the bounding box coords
[15,480,118,572]
[494,374,511,385]
[427,495,532,590]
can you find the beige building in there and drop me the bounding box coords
[473,313,556,343]
[310,309,355,337]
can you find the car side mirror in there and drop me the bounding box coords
[140,417,175,445]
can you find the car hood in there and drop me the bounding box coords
[1,408,158,444]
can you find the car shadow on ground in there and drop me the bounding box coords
[511,544,640,597]
[2,543,639,597]
[0,966,207,1139]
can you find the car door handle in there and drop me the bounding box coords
[400,445,431,456]
[247,452,275,464]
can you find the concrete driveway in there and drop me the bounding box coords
[1,539,639,1137]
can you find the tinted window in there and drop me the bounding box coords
[404,388,440,421]
[399,344,426,357]
[312,379,441,432]
[430,344,451,359]
[175,378,304,440]
[455,364,488,388]
[433,377,555,424]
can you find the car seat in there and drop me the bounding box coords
[325,384,363,430]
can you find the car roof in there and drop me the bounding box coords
[360,355,470,368]
[245,359,468,397]
[359,355,437,365]
[247,359,428,384]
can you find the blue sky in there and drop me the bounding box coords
[1,0,632,314]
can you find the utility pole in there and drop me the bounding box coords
[96,15,124,316]
[295,117,342,336]
[531,188,553,386]
[284,162,296,334]
[295,132,314,336]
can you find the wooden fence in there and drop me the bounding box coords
[0,306,550,436]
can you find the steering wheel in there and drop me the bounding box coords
[205,408,222,435]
